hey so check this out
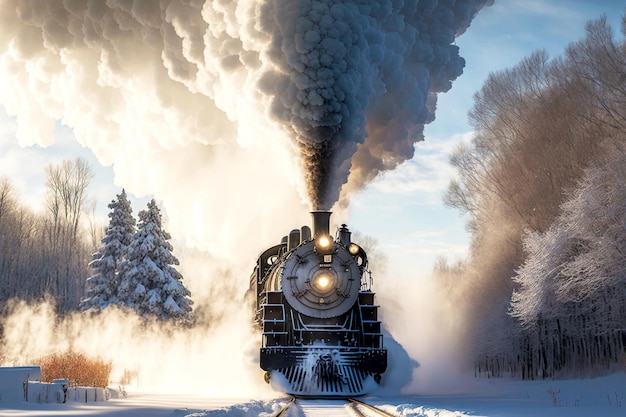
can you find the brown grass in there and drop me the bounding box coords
[40,350,112,388]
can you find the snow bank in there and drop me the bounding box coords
[25,381,65,403]
[27,383,110,404]
[66,386,109,403]
[0,366,41,403]
[1,366,109,405]
[190,372,626,417]
[198,398,291,417]
[26,382,109,404]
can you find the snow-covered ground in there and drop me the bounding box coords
[2,372,625,416]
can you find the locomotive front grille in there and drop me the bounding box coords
[261,347,387,396]
[279,361,369,395]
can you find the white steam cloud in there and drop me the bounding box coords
[0,0,490,218]
[0,0,490,396]
[1,299,272,397]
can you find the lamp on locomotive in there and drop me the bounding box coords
[315,234,334,254]
[313,274,331,291]
[312,210,335,255]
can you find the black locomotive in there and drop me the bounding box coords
[249,211,387,396]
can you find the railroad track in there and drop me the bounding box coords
[272,396,296,417]
[272,397,396,417]
[347,398,396,416]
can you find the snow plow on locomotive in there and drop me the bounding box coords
[249,211,387,396]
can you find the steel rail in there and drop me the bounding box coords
[348,398,397,417]
[271,396,296,417]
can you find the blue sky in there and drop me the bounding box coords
[349,0,626,277]
[0,1,624,279]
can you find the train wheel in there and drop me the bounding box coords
[264,372,271,384]
[374,373,381,384]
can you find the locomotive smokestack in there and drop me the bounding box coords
[311,211,331,238]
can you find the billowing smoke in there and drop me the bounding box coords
[0,0,490,218]
[260,0,492,209]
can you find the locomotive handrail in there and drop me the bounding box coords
[297,323,355,329]
[357,267,373,291]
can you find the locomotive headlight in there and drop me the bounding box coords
[318,235,331,249]
[348,243,360,255]
[313,274,331,291]
[315,234,334,254]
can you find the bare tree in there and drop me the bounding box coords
[0,177,16,223]
[563,16,626,131]
[0,161,99,313]
[43,158,94,311]
[440,14,626,377]
[0,179,41,306]
[0,178,18,300]
[45,158,94,242]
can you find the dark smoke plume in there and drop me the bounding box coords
[259,0,492,209]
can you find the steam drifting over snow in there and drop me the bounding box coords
[0,299,272,397]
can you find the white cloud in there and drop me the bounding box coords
[366,131,473,198]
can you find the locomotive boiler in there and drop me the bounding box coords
[249,211,387,396]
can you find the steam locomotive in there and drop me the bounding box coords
[249,211,387,396]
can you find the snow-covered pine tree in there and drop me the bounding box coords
[117,199,192,321]
[80,189,136,312]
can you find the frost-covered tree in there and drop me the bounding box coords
[442,14,626,376]
[80,190,135,312]
[118,199,192,321]
[511,144,626,377]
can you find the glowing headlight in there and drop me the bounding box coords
[318,235,331,249]
[348,243,360,255]
[313,274,331,291]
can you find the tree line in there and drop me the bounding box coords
[0,158,94,312]
[0,158,192,322]
[439,14,626,379]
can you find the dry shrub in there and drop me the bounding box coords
[40,350,112,388]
